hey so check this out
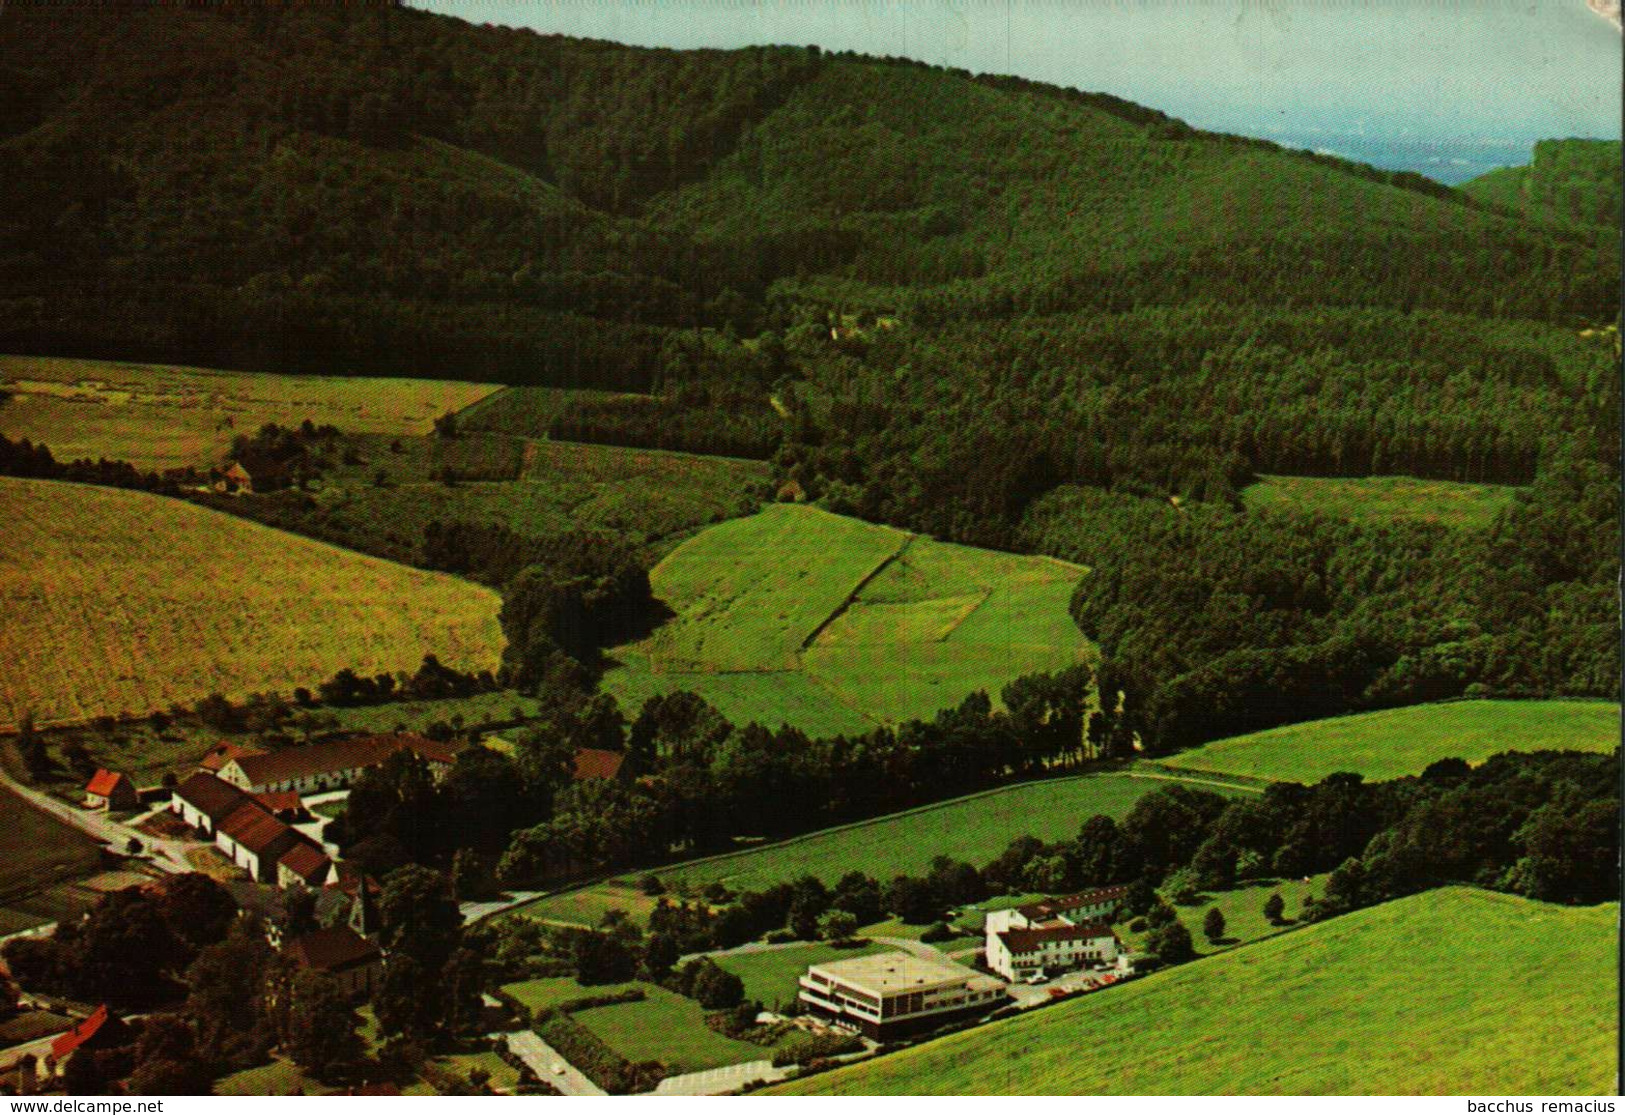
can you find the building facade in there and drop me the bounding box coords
[217,732,454,795]
[984,885,1131,980]
[798,952,1006,1041]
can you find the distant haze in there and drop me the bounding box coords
[414,0,1621,183]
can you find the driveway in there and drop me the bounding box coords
[501,1030,606,1097]
[461,890,549,924]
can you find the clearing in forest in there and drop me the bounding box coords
[600,504,1093,736]
[0,476,504,730]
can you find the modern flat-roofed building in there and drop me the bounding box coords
[798,952,1006,1040]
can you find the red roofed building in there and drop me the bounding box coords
[253,790,309,821]
[985,885,1134,981]
[277,841,334,890]
[83,769,138,811]
[218,733,456,794]
[572,747,627,781]
[285,926,383,998]
[47,1006,130,1072]
[216,800,306,884]
[199,741,266,774]
[170,771,252,837]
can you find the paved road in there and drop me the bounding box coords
[0,771,193,875]
[652,1060,789,1096]
[501,1031,606,1097]
[677,937,817,966]
[1125,770,1263,795]
[461,890,548,924]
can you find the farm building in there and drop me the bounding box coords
[44,1006,129,1079]
[171,770,251,836]
[82,769,138,811]
[199,741,265,774]
[171,772,330,888]
[572,747,627,781]
[798,952,1005,1040]
[985,885,1131,981]
[217,732,456,794]
[283,884,383,998]
[215,457,294,494]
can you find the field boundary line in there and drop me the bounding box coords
[798,535,913,652]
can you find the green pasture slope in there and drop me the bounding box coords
[774,889,1618,1095]
[601,504,1093,735]
[1242,474,1520,531]
[514,771,1211,926]
[1161,700,1619,785]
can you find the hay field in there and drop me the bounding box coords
[0,354,499,470]
[0,477,504,729]
[601,505,1093,733]
[1242,474,1520,530]
[774,888,1618,1095]
[1160,699,1620,785]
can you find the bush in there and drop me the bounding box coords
[1128,917,1148,933]
[537,1014,662,1095]
[918,921,955,943]
[771,1030,864,1067]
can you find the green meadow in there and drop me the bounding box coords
[512,772,1203,931]
[1243,474,1521,530]
[1161,699,1619,784]
[601,504,1093,734]
[774,889,1619,1095]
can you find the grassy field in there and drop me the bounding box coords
[571,983,768,1074]
[288,434,766,566]
[500,976,642,1014]
[1242,474,1520,530]
[709,942,889,1010]
[0,354,498,471]
[0,786,105,929]
[0,477,504,730]
[774,888,1619,1095]
[1162,700,1619,785]
[513,773,1179,929]
[602,505,1093,734]
[1114,874,1331,960]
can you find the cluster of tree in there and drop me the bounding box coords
[1032,456,1618,753]
[309,655,496,708]
[2,865,482,1094]
[0,433,187,494]
[420,521,642,592]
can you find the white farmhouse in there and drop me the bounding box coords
[985,885,1131,981]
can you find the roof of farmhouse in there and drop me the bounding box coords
[229,732,455,785]
[809,952,995,996]
[998,920,1117,954]
[1015,884,1130,921]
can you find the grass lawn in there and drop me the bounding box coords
[601,505,1093,735]
[650,772,1193,894]
[1162,699,1620,785]
[214,1057,323,1096]
[572,983,767,1074]
[709,941,889,1009]
[512,880,668,930]
[431,1050,521,1094]
[1115,874,1331,960]
[500,977,641,1014]
[773,888,1619,1095]
[1242,474,1521,531]
[320,690,542,736]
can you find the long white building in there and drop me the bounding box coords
[985,885,1131,981]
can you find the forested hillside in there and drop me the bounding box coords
[0,1,1617,755]
[1462,138,1622,229]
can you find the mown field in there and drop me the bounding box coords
[1161,699,1620,785]
[0,354,499,471]
[1242,474,1521,530]
[601,504,1093,736]
[774,889,1619,1095]
[567,982,769,1074]
[0,477,505,730]
[515,772,1203,925]
[710,941,890,1010]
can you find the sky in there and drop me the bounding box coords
[413,1,1621,180]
